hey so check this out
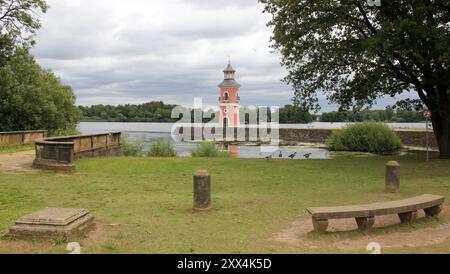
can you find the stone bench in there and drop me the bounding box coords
[306,194,445,233]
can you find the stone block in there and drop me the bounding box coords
[424,205,443,217]
[385,161,400,193]
[398,211,418,223]
[312,218,328,233]
[8,208,95,241]
[355,216,375,230]
[193,170,212,211]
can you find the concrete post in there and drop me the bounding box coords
[194,170,211,211]
[385,161,400,193]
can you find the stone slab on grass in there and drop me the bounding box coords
[8,208,95,241]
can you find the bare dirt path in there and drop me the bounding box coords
[0,151,36,173]
[274,206,450,250]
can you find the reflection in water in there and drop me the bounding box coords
[124,131,334,159]
[229,144,239,158]
[222,143,239,158]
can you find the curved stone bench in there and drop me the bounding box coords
[306,194,445,233]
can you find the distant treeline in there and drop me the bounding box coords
[79,102,178,123]
[320,109,425,123]
[79,102,424,124]
[79,102,313,124]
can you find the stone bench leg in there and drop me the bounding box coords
[356,217,375,230]
[312,217,328,233]
[398,211,418,223]
[424,205,443,217]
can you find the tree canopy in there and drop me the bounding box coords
[0,0,48,48]
[0,48,80,134]
[1,0,80,135]
[79,102,178,123]
[320,109,425,123]
[79,103,314,124]
[261,0,450,157]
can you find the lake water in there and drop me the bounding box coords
[79,122,428,134]
[78,122,428,159]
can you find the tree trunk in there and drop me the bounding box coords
[430,85,450,159]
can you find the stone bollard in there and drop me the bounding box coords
[385,161,400,193]
[193,170,212,211]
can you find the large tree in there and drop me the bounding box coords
[261,0,450,158]
[0,0,48,48]
[1,0,80,134]
[0,48,80,134]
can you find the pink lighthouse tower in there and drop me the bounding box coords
[219,62,241,128]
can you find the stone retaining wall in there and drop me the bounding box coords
[279,128,334,143]
[34,132,123,172]
[279,128,437,148]
[174,126,437,148]
[395,130,437,148]
[0,130,48,146]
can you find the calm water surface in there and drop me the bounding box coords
[78,122,428,159]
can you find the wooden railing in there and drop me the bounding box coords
[0,130,48,146]
[34,132,123,172]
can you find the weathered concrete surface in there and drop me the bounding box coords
[0,130,47,146]
[355,216,375,230]
[385,161,400,193]
[34,132,123,172]
[307,194,445,232]
[8,208,95,241]
[398,211,418,223]
[395,129,438,148]
[33,158,75,172]
[312,218,328,233]
[193,170,212,211]
[425,205,443,217]
[279,128,333,143]
[173,126,437,148]
[281,128,438,148]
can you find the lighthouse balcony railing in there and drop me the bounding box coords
[220,99,240,104]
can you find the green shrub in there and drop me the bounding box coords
[326,122,403,154]
[49,128,81,137]
[148,140,177,157]
[121,133,145,157]
[190,142,229,158]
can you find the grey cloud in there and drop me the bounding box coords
[32,0,413,111]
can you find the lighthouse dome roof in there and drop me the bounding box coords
[223,63,236,73]
[219,79,241,88]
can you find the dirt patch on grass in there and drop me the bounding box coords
[83,221,123,243]
[0,236,54,253]
[0,151,36,173]
[274,206,450,251]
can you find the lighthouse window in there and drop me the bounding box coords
[224,109,228,114]
[224,92,229,101]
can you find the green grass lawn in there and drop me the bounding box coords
[0,154,449,254]
[0,145,34,154]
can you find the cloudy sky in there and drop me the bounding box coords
[32,0,411,111]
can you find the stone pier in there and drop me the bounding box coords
[193,170,212,211]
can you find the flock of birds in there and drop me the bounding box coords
[264,151,312,160]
